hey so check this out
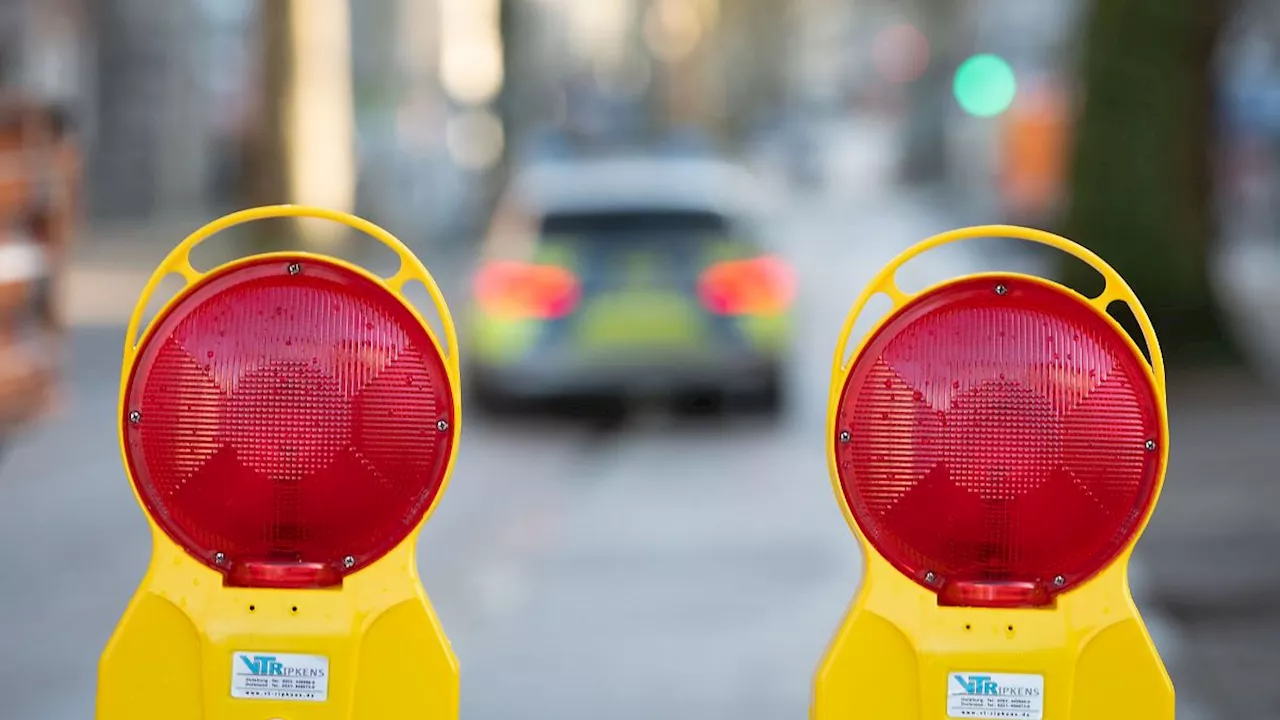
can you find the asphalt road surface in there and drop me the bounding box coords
[0,137,1215,718]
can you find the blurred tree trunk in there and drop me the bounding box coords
[240,0,293,252]
[460,0,519,247]
[719,0,786,145]
[1062,0,1238,363]
[899,0,961,185]
[497,0,520,162]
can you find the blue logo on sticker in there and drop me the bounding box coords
[240,655,285,676]
[954,674,1042,698]
[955,675,1000,695]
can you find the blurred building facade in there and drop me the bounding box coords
[0,0,231,223]
[0,0,917,237]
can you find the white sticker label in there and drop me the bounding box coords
[231,651,329,702]
[947,672,1044,719]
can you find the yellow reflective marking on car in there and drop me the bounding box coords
[574,292,707,350]
[468,307,541,362]
[736,313,791,351]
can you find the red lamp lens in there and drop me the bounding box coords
[937,581,1051,609]
[834,277,1162,604]
[123,256,456,586]
[225,561,343,590]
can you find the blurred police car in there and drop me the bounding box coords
[463,155,794,416]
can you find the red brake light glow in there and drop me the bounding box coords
[834,276,1162,607]
[697,255,795,316]
[123,256,456,589]
[474,261,580,320]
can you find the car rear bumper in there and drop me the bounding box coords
[467,350,781,400]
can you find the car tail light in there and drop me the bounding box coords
[697,255,796,315]
[834,276,1162,608]
[474,260,580,320]
[122,256,456,589]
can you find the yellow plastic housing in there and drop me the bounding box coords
[98,206,463,720]
[813,225,1173,720]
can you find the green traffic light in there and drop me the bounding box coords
[953,54,1017,118]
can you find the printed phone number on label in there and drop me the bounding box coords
[235,674,323,700]
[952,695,1037,719]
[239,675,321,691]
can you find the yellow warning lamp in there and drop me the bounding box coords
[813,225,1173,719]
[97,206,462,719]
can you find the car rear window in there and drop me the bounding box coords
[539,210,730,240]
